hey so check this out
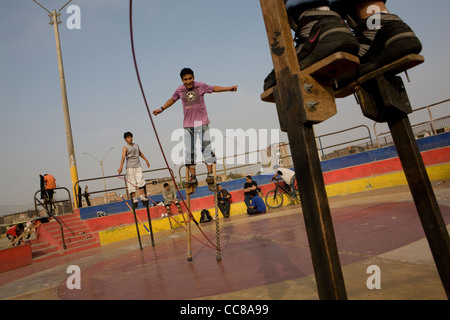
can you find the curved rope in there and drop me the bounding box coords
[128,0,218,251]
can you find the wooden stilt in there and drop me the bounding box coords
[259,0,449,299]
[186,166,193,261]
[352,73,450,299]
[260,0,354,299]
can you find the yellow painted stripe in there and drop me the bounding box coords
[98,163,449,246]
[325,163,450,197]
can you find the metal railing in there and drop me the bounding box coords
[74,167,174,207]
[33,186,73,250]
[316,125,374,160]
[374,99,450,148]
[177,149,263,186]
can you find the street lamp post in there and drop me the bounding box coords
[84,147,114,203]
[33,0,80,208]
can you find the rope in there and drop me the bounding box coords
[212,184,222,261]
[128,0,219,251]
[118,176,217,250]
[119,173,218,250]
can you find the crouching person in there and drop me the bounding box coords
[162,183,182,216]
[247,193,266,215]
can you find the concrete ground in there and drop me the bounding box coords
[0,181,449,300]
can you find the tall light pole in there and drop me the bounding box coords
[33,0,80,208]
[84,147,114,203]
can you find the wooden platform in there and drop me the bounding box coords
[335,54,425,98]
[261,54,424,102]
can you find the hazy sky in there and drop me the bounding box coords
[1,0,449,211]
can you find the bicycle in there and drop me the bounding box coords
[265,179,301,209]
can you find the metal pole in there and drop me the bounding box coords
[49,9,80,208]
[427,106,437,135]
[84,147,114,203]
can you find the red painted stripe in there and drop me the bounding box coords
[85,147,449,233]
[85,184,275,232]
[324,147,450,185]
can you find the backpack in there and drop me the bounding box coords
[200,209,213,223]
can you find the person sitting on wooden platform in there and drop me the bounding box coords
[263,0,422,91]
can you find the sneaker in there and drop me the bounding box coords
[186,176,198,186]
[140,194,147,202]
[132,197,139,204]
[355,13,422,75]
[336,13,422,87]
[264,9,360,91]
[205,174,215,184]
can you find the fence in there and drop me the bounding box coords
[374,99,450,148]
[2,100,448,232]
[70,98,450,209]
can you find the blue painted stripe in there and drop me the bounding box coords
[321,132,450,172]
[79,132,449,220]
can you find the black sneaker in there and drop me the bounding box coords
[205,174,216,185]
[336,13,423,87]
[186,176,198,187]
[264,9,359,91]
[355,13,422,75]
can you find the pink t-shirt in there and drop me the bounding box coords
[171,82,214,128]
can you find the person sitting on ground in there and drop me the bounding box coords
[247,193,267,215]
[264,0,422,90]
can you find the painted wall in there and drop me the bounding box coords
[0,244,32,273]
[76,132,450,246]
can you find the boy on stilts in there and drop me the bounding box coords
[118,131,150,204]
[153,68,237,185]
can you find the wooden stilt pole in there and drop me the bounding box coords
[186,166,193,262]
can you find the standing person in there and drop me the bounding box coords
[153,68,238,185]
[84,185,91,207]
[118,132,150,204]
[217,184,231,218]
[271,165,296,196]
[40,174,56,215]
[43,174,56,201]
[243,175,258,209]
[264,0,422,90]
[162,183,182,216]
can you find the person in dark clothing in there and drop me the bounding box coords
[247,194,267,215]
[217,184,231,218]
[243,175,258,209]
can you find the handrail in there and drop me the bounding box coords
[33,187,71,250]
[33,186,73,214]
